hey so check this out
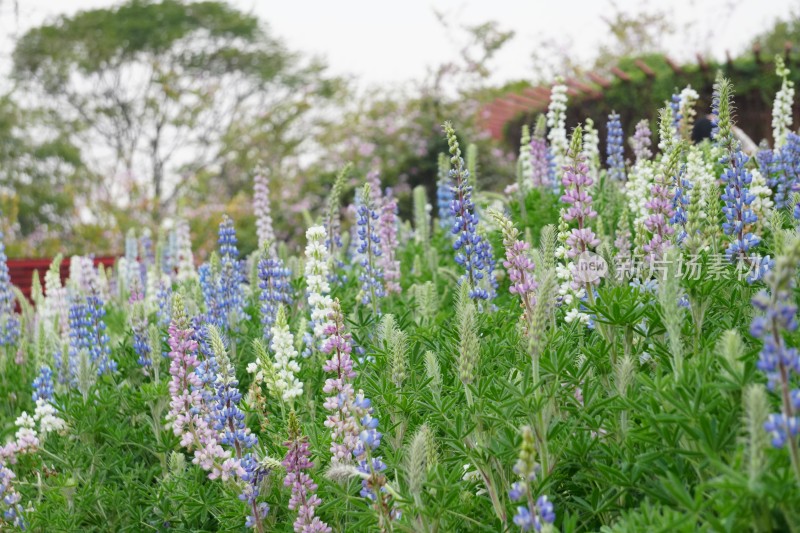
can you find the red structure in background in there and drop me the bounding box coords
[9,257,117,303]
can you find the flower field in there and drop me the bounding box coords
[3,64,800,532]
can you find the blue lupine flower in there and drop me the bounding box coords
[547,146,559,194]
[32,366,54,403]
[437,174,456,230]
[132,314,151,368]
[670,164,691,243]
[778,133,800,211]
[606,112,626,182]
[0,230,20,347]
[258,252,292,341]
[240,453,270,527]
[86,290,116,375]
[670,92,682,132]
[356,186,385,311]
[156,280,172,330]
[444,123,496,302]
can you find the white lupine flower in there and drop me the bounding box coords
[175,218,196,282]
[749,168,774,218]
[626,160,656,224]
[43,255,69,334]
[15,412,34,429]
[304,226,334,338]
[564,308,590,325]
[773,58,795,149]
[685,146,716,216]
[546,78,569,181]
[269,308,303,402]
[34,400,67,435]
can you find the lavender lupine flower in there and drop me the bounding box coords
[546,79,568,184]
[488,209,537,326]
[606,112,625,181]
[560,126,600,285]
[304,226,334,340]
[32,365,54,403]
[714,77,771,281]
[642,109,678,262]
[321,300,359,463]
[258,246,292,342]
[444,122,495,301]
[750,239,800,474]
[124,229,142,293]
[378,191,401,294]
[629,119,653,163]
[166,297,229,478]
[0,230,20,347]
[530,115,550,188]
[283,411,331,533]
[357,184,385,312]
[509,426,556,532]
[436,153,455,229]
[253,167,276,252]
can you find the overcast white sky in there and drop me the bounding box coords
[0,0,797,89]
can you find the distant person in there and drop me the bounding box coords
[692,117,713,144]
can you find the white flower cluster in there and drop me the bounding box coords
[546,79,569,181]
[269,309,303,402]
[772,58,795,148]
[749,168,774,220]
[11,400,66,454]
[625,160,656,225]
[554,221,590,325]
[518,125,533,192]
[685,146,716,215]
[175,218,196,282]
[43,256,68,334]
[304,225,334,338]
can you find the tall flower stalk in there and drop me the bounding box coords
[606,112,626,181]
[283,411,331,532]
[357,183,385,314]
[444,122,495,302]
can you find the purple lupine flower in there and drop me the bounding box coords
[356,184,385,312]
[561,126,600,286]
[0,230,20,347]
[85,274,116,375]
[779,133,800,210]
[629,119,652,163]
[283,412,331,533]
[444,122,495,301]
[530,116,549,188]
[258,248,292,342]
[321,300,359,463]
[165,296,228,476]
[378,191,401,294]
[750,240,800,451]
[606,112,626,181]
[32,366,54,403]
[201,217,249,330]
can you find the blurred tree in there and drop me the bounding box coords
[12,0,341,223]
[749,9,800,57]
[0,94,91,256]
